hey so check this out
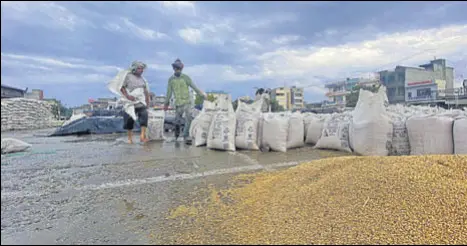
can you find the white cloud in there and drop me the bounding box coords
[246,12,298,29]
[104,18,169,41]
[255,24,467,89]
[160,1,195,10]
[272,35,301,45]
[1,53,123,86]
[178,20,234,45]
[1,53,122,73]
[0,1,85,30]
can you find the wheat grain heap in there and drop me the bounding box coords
[160,155,467,245]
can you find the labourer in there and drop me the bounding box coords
[163,59,206,144]
[108,61,151,144]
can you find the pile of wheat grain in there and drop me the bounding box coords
[158,155,467,245]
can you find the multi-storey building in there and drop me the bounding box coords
[324,77,379,107]
[379,58,454,104]
[270,86,305,110]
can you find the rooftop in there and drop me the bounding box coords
[1,84,25,92]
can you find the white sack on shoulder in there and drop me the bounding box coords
[107,70,149,121]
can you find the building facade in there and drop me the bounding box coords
[270,86,305,110]
[1,85,26,99]
[271,87,291,110]
[324,78,379,107]
[291,86,304,109]
[25,89,44,100]
[379,58,454,104]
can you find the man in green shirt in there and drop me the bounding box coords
[163,59,206,144]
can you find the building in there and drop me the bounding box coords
[379,58,454,104]
[271,87,292,110]
[1,85,26,99]
[25,89,44,100]
[324,78,380,107]
[291,86,304,109]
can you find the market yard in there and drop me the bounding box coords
[157,155,467,245]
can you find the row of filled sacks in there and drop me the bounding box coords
[189,97,306,152]
[303,86,467,156]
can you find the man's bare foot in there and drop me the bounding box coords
[140,138,150,143]
[128,140,134,144]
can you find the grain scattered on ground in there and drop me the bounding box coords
[157,155,467,245]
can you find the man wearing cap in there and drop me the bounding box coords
[164,59,207,144]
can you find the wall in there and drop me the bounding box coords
[1,98,59,131]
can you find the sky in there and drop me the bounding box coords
[1,1,466,107]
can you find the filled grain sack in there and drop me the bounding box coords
[305,115,328,145]
[1,138,32,154]
[314,113,352,153]
[406,115,454,155]
[303,113,316,140]
[389,116,411,156]
[235,99,262,150]
[287,112,305,149]
[190,101,217,147]
[261,113,289,152]
[349,87,393,156]
[207,95,236,151]
[453,117,467,154]
[146,110,166,141]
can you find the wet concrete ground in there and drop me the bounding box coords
[1,129,350,245]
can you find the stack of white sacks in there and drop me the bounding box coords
[189,87,467,155]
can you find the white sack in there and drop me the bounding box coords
[107,70,149,121]
[305,116,327,145]
[389,118,411,156]
[190,101,216,147]
[287,112,305,149]
[350,87,393,156]
[1,138,32,154]
[314,114,352,153]
[146,110,165,141]
[207,95,236,151]
[406,115,454,155]
[235,99,262,150]
[453,117,467,154]
[261,113,289,152]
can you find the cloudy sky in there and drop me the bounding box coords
[1,1,466,107]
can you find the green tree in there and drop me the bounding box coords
[346,84,381,107]
[206,94,217,102]
[270,99,285,112]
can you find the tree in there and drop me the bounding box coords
[270,99,285,112]
[346,84,381,107]
[206,94,217,102]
